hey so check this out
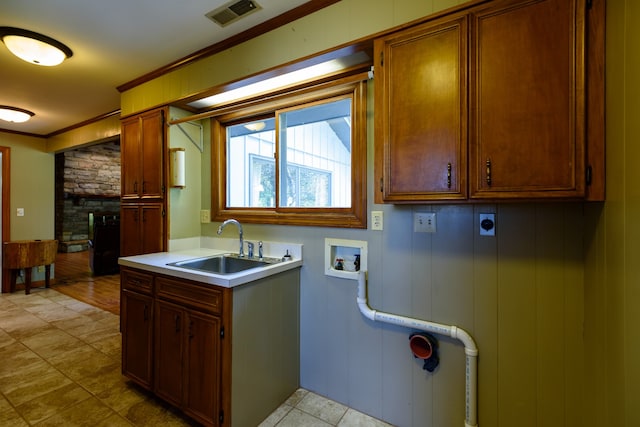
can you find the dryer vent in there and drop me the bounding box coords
[206,0,261,27]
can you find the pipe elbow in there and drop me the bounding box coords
[357,298,376,321]
[451,326,479,356]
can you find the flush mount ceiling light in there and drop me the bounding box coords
[0,27,73,66]
[0,105,35,123]
[244,121,265,132]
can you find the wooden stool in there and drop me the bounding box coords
[3,240,58,294]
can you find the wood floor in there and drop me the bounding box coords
[51,251,120,315]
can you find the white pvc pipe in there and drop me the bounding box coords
[356,271,478,427]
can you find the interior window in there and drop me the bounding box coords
[212,80,367,228]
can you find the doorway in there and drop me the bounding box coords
[0,147,11,292]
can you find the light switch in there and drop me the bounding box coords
[16,208,24,217]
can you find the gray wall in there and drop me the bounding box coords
[195,82,587,426]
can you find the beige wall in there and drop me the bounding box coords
[46,113,120,153]
[167,106,205,241]
[594,1,640,426]
[0,133,54,241]
[120,0,465,116]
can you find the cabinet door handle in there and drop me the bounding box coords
[188,320,194,339]
[133,181,138,192]
[447,163,452,188]
[142,181,146,193]
[174,314,181,332]
[486,159,492,187]
[143,304,148,321]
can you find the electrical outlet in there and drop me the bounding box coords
[16,208,24,217]
[371,211,383,231]
[200,209,211,223]
[414,212,436,233]
[479,213,496,236]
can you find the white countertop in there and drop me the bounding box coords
[118,240,303,288]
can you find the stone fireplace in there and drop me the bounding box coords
[55,140,121,252]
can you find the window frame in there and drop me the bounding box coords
[211,78,367,228]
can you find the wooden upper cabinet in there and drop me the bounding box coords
[375,15,468,203]
[469,0,586,199]
[374,0,603,203]
[121,108,165,201]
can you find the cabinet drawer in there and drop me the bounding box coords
[121,268,154,294]
[156,276,223,315]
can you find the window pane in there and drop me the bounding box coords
[278,98,352,208]
[227,118,275,207]
[212,80,367,228]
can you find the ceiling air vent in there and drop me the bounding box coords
[206,0,262,27]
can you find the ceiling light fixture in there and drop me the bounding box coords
[0,106,35,123]
[244,121,266,132]
[0,27,73,66]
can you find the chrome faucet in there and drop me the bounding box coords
[217,219,244,257]
[246,241,254,258]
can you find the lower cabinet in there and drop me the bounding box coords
[154,300,185,407]
[120,265,300,427]
[121,289,153,389]
[121,269,154,390]
[155,299,221,426]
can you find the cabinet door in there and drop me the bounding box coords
[155,300,184,407]
[469,0,585,198]
[121,117,141,200]
[184,310,221,426]
[121,290,153,389]
[120,204,142,257]
[120,108,165,201]
[140,110,164,200]
[141,204,164,254]
[120,204,164,257]
[375,15,468,202]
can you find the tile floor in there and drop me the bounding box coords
[0,288,393,426]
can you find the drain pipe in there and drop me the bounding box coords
[356,271,478,427]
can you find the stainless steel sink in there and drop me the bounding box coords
[167,254,282,275]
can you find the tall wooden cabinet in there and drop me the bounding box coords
[120,107,167,256]
[374,0,604,203]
